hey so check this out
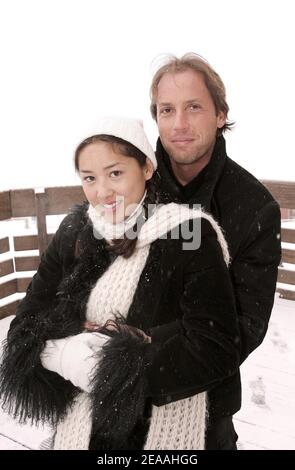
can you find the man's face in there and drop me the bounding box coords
[156,69,226,180]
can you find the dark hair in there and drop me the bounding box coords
[150,52,234,135]
[75,134,158,259]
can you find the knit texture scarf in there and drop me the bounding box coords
[54,203,230,450]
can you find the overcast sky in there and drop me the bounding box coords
[0,0,294,191]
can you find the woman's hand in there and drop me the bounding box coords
[40,332,110,392]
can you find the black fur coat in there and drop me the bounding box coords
[0,203,240,449]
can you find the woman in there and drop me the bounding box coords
[0,117,240,450]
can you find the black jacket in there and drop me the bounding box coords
[0,203,240,448]
[156,135,281,417]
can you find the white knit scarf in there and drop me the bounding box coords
[54,203,230,450]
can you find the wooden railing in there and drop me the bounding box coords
[0,181,295,319]
[262,181,295,301]
[0,186,85,318]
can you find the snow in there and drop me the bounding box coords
[0,215,65,238]
[277,283,295,293]
[0,294,294,450]
[0,434,29,450]
[281,221,295,229]
[282,263,295,272]
[0,293,25,308]
[281,242,295,251]
[234,295,295,450]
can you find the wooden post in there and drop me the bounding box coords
[34,188,48,257]
[0,191,12,221]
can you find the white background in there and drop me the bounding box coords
[0,0,294,191]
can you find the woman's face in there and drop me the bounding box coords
[78,141,153,224]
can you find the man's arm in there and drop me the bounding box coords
[230,200,281,363]
[146,219,240,403]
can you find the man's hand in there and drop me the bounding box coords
[84,319,151,343]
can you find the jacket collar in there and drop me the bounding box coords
[156,135,227,212]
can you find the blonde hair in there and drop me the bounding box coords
[150,53,234,133]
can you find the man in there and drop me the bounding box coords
[150,53,281,449]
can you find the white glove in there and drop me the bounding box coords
[40,332,110,393]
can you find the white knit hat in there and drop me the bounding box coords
[78,116,157,170]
